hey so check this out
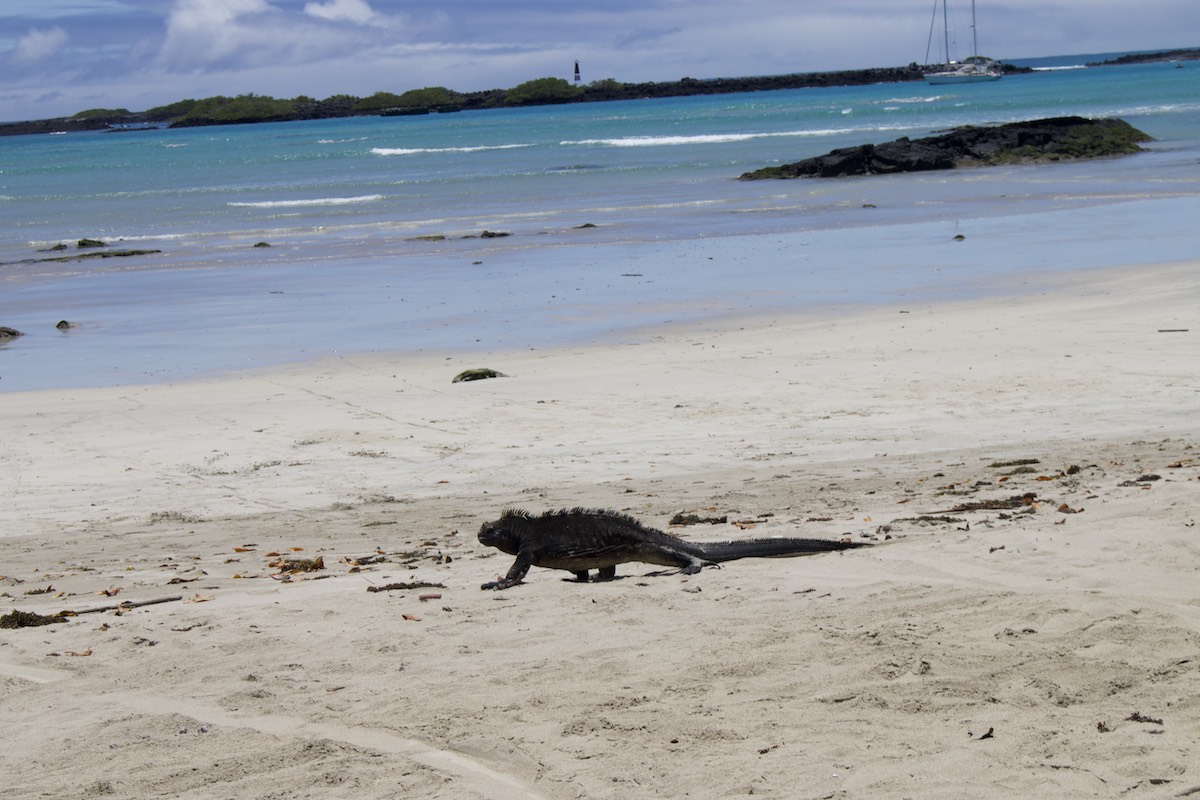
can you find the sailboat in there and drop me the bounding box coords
[923,0,1002,84]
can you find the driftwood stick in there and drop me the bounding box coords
[65,595,184,615]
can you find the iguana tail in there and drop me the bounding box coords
[690,537,867,563]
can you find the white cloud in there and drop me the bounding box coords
[5,0,1200,122]
[0,1,133,21]
[304,0,376,25]
[156,0,397,74]
[160,0,274,70]
[14,26,69,64]
[166,0,270,29]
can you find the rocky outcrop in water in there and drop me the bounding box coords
[739,117,1152,180]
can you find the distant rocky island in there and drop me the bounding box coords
[1087,48,1200,66]
[3,47,1192,139]
[2,63,1024,137]
[738,117,1152,179]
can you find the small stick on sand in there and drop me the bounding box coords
[63,595,184,616]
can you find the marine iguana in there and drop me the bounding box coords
[478,507,868,590]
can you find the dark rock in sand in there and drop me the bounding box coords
[56,320,78,331]
[739,117,1153,180]
[1,326,25,340]
[77,238,107,248]
[452,368,509,383]
[253,241,272,248]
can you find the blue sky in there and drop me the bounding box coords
[2,0,1196,120]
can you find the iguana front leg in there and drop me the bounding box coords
[481,545,533,590]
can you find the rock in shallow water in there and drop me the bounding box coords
[739,116,1153,179]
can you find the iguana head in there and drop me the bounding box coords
[477,511,525,554]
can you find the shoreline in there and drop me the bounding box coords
[3,255,1198,796]
[4,190,1199,395]
[5,254,1196,549]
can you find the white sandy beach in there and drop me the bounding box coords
[2,257,1198,798]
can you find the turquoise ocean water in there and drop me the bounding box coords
[2,57,1198,391]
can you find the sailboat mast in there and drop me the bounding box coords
[922,0,1001,82]
[971,0,979,57]
[942,0,950,63]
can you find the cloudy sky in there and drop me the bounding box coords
[2,0,1196,121]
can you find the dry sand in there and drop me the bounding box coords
[2,259,1198,799]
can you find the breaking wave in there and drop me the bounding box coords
[563,126,914,147]
[371,144,533,156]
[228,194,384,208]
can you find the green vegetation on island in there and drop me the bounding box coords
[351,92,407,112]
[0,65,955,135]
[3,48,1192,137]
[70,107,133,121]
[141,99,201,121]
[167,94,297,125]
[504,77,583,105]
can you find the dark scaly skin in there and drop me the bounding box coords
[478,508,868,590]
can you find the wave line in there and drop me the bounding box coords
[562,127,915,147]
[371,144,533,156]
[228,194,384,208]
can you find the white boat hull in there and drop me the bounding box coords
[924,70,1003,84]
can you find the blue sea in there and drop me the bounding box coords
[2,57,1198,391]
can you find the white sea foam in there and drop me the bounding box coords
[565,131,841,147]
[563,126,914,148]
[319,137,369,144]
[881,95,945,104]
[1110,101,1200,116]
[371,144,532,156]
[93,232,196,242]
[563,133,769,146]
[227,194,384,208]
